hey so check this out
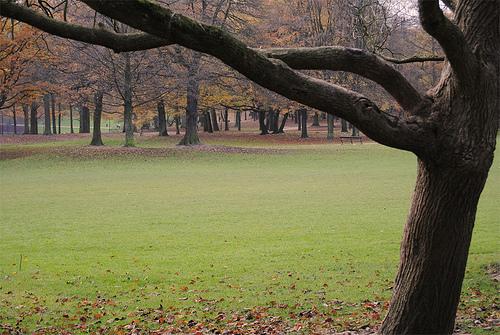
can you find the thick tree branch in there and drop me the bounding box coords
[259,46,425,113]
[0,0,170,52]
[379,54,445,64]
[418,0,478,83]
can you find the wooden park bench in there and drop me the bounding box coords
[339,136,363,145]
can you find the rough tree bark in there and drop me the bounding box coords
[2,0,498,333]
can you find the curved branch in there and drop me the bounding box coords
[0,0,170,52]
[259,46,425,113]
[418,0,478,83]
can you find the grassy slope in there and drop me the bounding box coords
[0,137,498,333]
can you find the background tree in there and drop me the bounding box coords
[2,0,498,333]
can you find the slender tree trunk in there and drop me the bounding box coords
[236,111,241,131]
[352,126,359,136]
[80,105,90,133]
[327,113,334,140]
[259,109,268,135]
[157,100,168,136]
[51,94,57,134]
[123,100,134,146]
[205,111,213,133]
[30,102,38,134]
[278,112,288,133]
[297,110,301,130]
[90,91,104,146]
[268,109,276,133]
[12,103,17,135]
[178,52,202,145]
[175,115,180,135]
[23,104,29,134]
[224,108,229,131]
[69,105,74,133]
[58,103,61,134]
[43,94,51,135]
[300,108,308,138]
[210,108,219,132]
[311,112,320,126]
[123,52,135,147]
[341,119,348,132]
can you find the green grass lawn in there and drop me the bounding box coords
[0,136,498,334]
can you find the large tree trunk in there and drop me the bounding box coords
[90,92,104,146]
[380,4,499,327]
[380,158,491,333]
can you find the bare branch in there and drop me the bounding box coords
[418,0,478,83]
[0,0,170,52]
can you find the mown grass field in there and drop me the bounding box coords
[1,132,498,334]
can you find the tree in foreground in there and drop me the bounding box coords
[2,0,498,333]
